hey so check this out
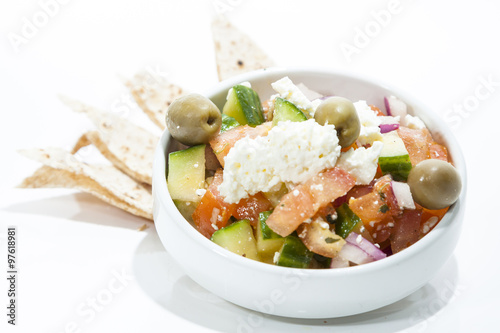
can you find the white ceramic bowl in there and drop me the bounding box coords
[152,67,467,319]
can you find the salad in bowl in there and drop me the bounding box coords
[163,74,461,269]
[152,68,466,318]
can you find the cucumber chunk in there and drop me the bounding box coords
[222,85,265,127]
[256,211,285,259]
[173,199,197,223]
[275,236,313,268]
[167,144,205,202]
[272,97,307,126]
[220,113,240,132]
[211,220,260,261]
[335,203,363,239]
[378,131,412,181]
[312,253,332,268]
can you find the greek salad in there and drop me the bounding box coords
[165,76,461,269]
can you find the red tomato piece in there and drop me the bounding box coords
[397,127,431,166]
[308,168,356,210]
[192,168,235,238]
[266,167,355,237]
[233,192,273,226]
[370,105,385,116]
[429,142,448,161]
[266,185,316,237]
[192,190,235,239]
[348,175,401,243]
[209,122,271,167]
[390,208,423,253]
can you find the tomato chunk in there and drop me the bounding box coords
[429,142,448,161]
[209,122,271,166]
[397,127,431,166]
[398,127,449,165]
[370,105,385,116]
[193,191,234,238]
[309,168,356,210]
[266,185,316,237]
[233,192,273,226]
[266,167,355,237]
[348,175,399,243]
[192,169,235,238]
[390,208,422,253]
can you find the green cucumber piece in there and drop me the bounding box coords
[256,211,285,258]
[312,253,332,269]
[211,220,260,261]
[272,97,307,126]
[275,236,313,268]
[222,85,264,127]
[220,113,240,132]
[167,144,205,202]
[335,203,363,239]
[173,200,197,223]
[378,131,412,181]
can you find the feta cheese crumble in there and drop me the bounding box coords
[353,100,382,145]
[379,115,400,125]
[403,114,426,130]
[195,188,207,197]
[219,119,341,203]
[273,251,280,264]
[337,141,384,185]
[271,77,318,116]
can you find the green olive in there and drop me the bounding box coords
[314,97,360,147]
[166,93,222,146]
[407,159,462,210]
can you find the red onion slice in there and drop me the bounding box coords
[337,242,374,265]
[379,123,400,133]
[391,181,416,209]
[329,255,350,268]
[384,96,407,118]
[384,96,391,116]
[345,232,387,261]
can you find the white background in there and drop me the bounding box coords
[1,0,499,332]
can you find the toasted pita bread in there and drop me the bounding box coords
[60,96,158,185]
[71,133,92,154]
[212,16,275,81]
[125,70,186,129]
[18,148,153,220]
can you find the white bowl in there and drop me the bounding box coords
[152,67,467,319]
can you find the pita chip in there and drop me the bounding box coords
[18,148,153,220]
[60,96,158,185]
[212,16,276,81]
[71,132,92,154]
[125,70,186,129]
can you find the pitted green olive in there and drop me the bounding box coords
[407,159,462,210]
[314,97,360,147]
[166,93,222,146]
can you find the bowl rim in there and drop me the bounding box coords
[153,66,467,277]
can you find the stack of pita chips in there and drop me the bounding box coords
[18,16,275,222]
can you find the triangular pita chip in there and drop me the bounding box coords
[125,70,186,129]
[18,148,153,220]
[71,132,92,154]
[212,16,276,81]
[60,96,158,185]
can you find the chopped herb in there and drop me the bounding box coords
[379,204,389,213]
[325,237,340,244]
